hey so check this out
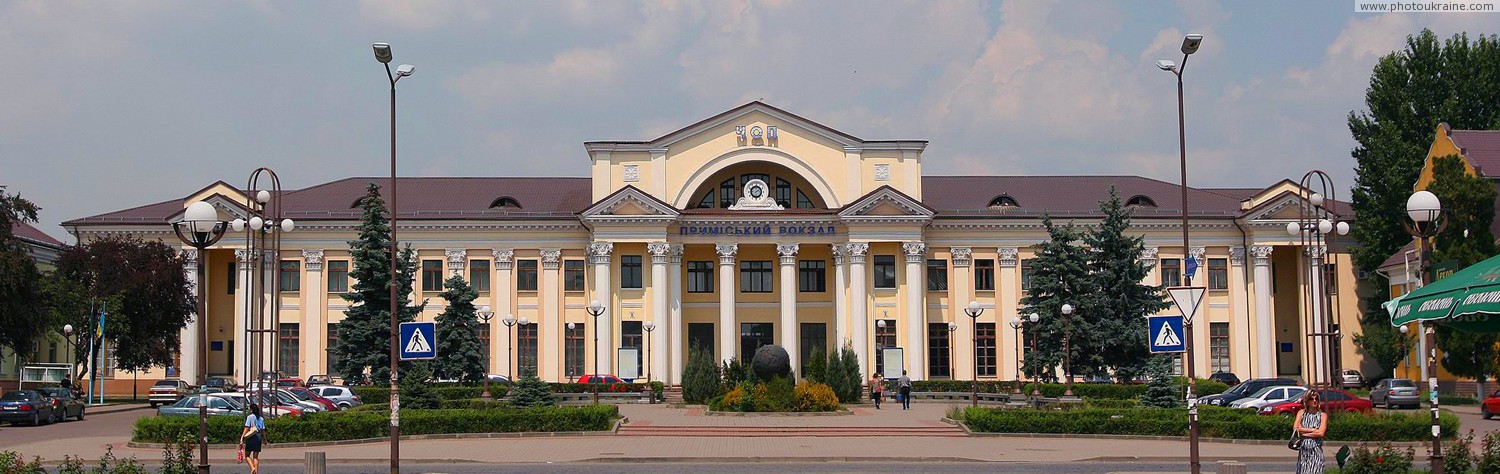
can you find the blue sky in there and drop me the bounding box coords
[2,0,1495,242]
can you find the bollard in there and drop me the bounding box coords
[304,451,326,474]
[1216,461,1247,474]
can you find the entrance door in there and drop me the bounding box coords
[688,323,715,360]
[799,323,826,377]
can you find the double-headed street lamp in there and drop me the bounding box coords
[172,200,228,474]
[964,301,983,407]
[373,41,415,474]
[478,305,495,401]
[1405,189,1448,473]
[501,314,518,378]
[1061,303,1076,398]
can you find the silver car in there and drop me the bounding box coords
[157,395,244,418]
[311,385,363,409]
[1370,378,1420,409]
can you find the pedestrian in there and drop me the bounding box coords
[870,373,883,409]
[239,403,265,474]
[1293,391,1327,474]
[898,370,912,410]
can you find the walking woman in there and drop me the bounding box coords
[239,403,265,474]
[1293,391,1328,474]
[870,373,884,409]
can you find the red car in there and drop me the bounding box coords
[1258,388,1373,415]
[286,387,339,411]
[578,374,625,384]
[1481,390,1500,419]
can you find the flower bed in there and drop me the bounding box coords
[708,380,841,413]
[133,404,618,444]
[961,406,1458,441]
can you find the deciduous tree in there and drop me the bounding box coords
[53,234,195,372]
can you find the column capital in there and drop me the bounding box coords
[1304,245,1327,260]
[1250,245,1274,266]
[492,248,514,269]
[303,249,325,272]
[1229,246,1246,266]
[1139,247,1159,265]
[588,241,613,265]
[998,247,1019,268]
[445,248,467,274]
[541,249,562,269]
[845,242,869,265]
[669,243,685,265]
[831,243,846,265]
[648,242,671,265]
[716,244,739,265]
[777,243,800,265]
[950,246,972,267]
[235,248,255,269]
[1189,246,1207,262]
[903,242,926,263]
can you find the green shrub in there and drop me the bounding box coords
[0,451,44,474]
[399,362,441,409]
[754,376,796,412]
[804,348,827,383]
[1342,442,1415,474]
[510,375,556,408]
[795,381,841,412]
[1084,398,1139,409]
[721,356,753,389]
[962,406,1458,442]
[909,380,1024,393]
[355,384,497,404]
[1444,430,1476,474]
[682,348,722,404]
[1140,356,1179,409]
[1440,394,1479,405]
[1479,430,1500,473]
[1011,379,1225,400]
[825,343,863,404]
[134,405,618,444]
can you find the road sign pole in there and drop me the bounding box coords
[1166,286,1206,474]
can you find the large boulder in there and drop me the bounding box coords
[751,345,792,381]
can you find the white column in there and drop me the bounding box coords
[832,244,848,350]
[716,244,738,364]
[998,247,1020,381]
[846,243,870,375]
[1307,245,1327,385]
[493,249,514,378]
[667,244,684,385]
[648,242,670,384]
[588,242,615,374]
[777,243,800,376]
[234,249,254,384]
[180,249,201,385]
[903,242,926,380]
[302,249,325,381]
[950,247,972,380]
[541,249,562,381]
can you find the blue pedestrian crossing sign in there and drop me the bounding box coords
[399,321,437,360]
[1148,315,1186,353]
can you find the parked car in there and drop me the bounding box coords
[220,391,304,418]
[204,376,236,391]
[286,387,338,411]
[1370,378,1421,409]
[0,390,58,426]
[305,375,332,386]
[148,379,191,408]
[1198,378,1296,407]
[1208,372,1241,386]
[487,374,513,386]
[578,374,625,385]
[38,387,85,421]
[1260,388,1373,415]
[157,395,245,418]
[1228,385,1308,410]
[194,387,226,395]
[1483,390,1500,419]
[311,385,362,409]
[276,378,305,388]
[1340,369,1366,389]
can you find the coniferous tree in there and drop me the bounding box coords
[398,361,439,409]
[432,274,485,385]
[1139,355,1180,409]
[681,348,722,404]
[1085,189,1171,381]
[331,183,424,386]
[1019,215,1099,381]
[509,374,556,408]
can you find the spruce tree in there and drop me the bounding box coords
[509,375,556,408]
[432,274,485,385]
[331,183,424,386]
[1139,355,1179,409]
[681,348,722,404]
[1019,215,1099,381]
[398,361,440,409]
[1084,188,1171,381]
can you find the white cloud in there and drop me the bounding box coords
[357,0,492,30]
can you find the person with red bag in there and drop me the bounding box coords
[238,404,265,473]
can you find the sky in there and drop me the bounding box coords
[2,0,1496,243]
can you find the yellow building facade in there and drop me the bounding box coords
[65,102,1366,386]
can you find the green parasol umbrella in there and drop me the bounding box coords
[1386,252,1500,333]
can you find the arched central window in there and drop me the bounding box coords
[691,167,826,209]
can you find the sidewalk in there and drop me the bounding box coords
[88,403,150,416]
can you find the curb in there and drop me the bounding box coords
[703,409,852,417]
[574,456,987,463]
[943,417,1437,447]
[89,404,151,416]
[125,419,623,450]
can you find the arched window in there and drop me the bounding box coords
[988,195,1019,208]
[697,189,715,209]
[719,179,736,208]
[1126,195,1157,207]
[775,179,792,207]
[489,196,523,209]
[796,190,815,209]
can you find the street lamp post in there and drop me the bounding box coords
[1008,318,1023,395]
[228,169,294,421]
[964,301,983,407]
[875,319,887,375]
[1405,190,1447,474]
[373,41,414,474]
[502,315,517,380]
[1061,303,1075,398]
[586,300,606,404]
[946,322,957,380]
[172,200,228,474]
[478,305,495,401]
[62,325,75,388]
[644,321,656,403]
[1157,32,1204,474]
[1026,313,1040,400]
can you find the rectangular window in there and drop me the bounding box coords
[279,260,301,292]
[875,319,896,375]
[927,259,948,291]
[227,262,236,294]
[517,260,538,291]
[1208,258,1228,290]
[518,323,538,377]
[799,323,827,377]
[1210,322,1230,374]
[564,260,586,291]
[688,323,715,355]
[798,260,826,292]
[622,321,643,378]
[1020,259,1035,291]
[421,259,443,292]
[976,323,997,377]
[326,324,340,377]
[740,261,773,293]
[565,323,585,377]
[739,323,774,361]
[326,260,349,293]
[928,322,951,378]
[1324,262,1338,295]
[687,261,714,293]
[873,255,897,289]
[278,323,298,377]
[719,179,736,208]
[621,255,643,289]
[974,259,995,291]
[470,260,490,292]
[1161,258,1182,287]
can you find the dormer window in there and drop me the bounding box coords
[489,196,523,209]
[988,195,1019,208]
[1126,195,1157,207]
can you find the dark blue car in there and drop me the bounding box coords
[0,390,57,426]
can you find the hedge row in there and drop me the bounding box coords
[352,386,503,405]
[963,406,1459,442]
[904,379,1226,399]
[347,398,511,412]
[133,404,618,444]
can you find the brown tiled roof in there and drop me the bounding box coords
[920,176,1246,219]
[1451,130,1500,177]
[1378,241,1419,272]
[62,198,182,226]
[1203,188,1264,201]
[11,221,64,248]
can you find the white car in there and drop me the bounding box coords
[1228,385,1308,409]
[310,385,363,409]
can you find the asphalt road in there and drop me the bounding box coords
[0,405,151,450]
